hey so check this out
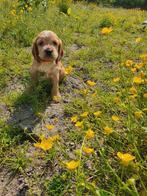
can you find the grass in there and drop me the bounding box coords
[0,0,147,195]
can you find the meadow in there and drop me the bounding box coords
[0,0,147,195]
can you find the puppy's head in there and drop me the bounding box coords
[32,30,63,63]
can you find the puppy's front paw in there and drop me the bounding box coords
[52,94,61,103]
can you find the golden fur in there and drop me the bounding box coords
[30,30,65,102]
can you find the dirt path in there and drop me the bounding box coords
[0,44,87,196]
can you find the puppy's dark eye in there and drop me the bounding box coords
[53,41,57,46]
[38,40,44,46]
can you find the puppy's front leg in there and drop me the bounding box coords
[50,72,61,102]
[30,67,38,89]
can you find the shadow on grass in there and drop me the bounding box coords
[5,80,53,144]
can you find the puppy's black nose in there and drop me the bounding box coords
[45,48,52,56]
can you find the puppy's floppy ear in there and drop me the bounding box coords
[56,39,64,64]
[32,39,40,62]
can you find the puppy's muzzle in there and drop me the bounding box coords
[45,48,53,57]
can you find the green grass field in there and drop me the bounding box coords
[0,0,147,195]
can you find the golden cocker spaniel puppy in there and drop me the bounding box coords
[30,30,65,102]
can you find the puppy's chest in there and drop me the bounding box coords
[37,63,53,73]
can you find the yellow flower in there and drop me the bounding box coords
[117,152,135,166]
[140,54,147,60]
[104,126,113,135]
[83,147,94,154]
[75,121,83,128]
[71,115,78,123]
[93,111,102,117]
[131,68,137,73]
[135,37,142,43]
[129,86,137,95]
[65,160,80,170]
[45,124,55,130]
[133,76,142,84]
[34,134,59,151]
[65,66,73,75]
[143,108,147,111]
[101,27,113,35]
[135,63,144,70]
[85,129,95,139]
[143,93,147,98]
[134,111,143,119]
[80,112,89,118]
[34,138,53,151]
[80,89,89,95]
[125,60,133,67]
[113,77,120,83]
[86,80,96,86]
[112,115,120,122]
[114,97,121,104]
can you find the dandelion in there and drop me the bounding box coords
[125,60,133,67]
[45,124,54,130]
[65,160,80,170]
[93,111,102,117]
[65,66,73,75]
[101,27,113,35]
[113,77,120,83]
[117,152,135,166]
[71,115,78,123]
[80,112,89,118]
[134,111,143,119]
[85,129,95,139]
[83,147,94,154]
[133,76,142,84]
[75,121,83,128]
[112,115,120,122]
[135,37,142,43]
[86,80,96,86]
[143,93,147,98]
[129,86,137,95]
[104,126,113,135]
